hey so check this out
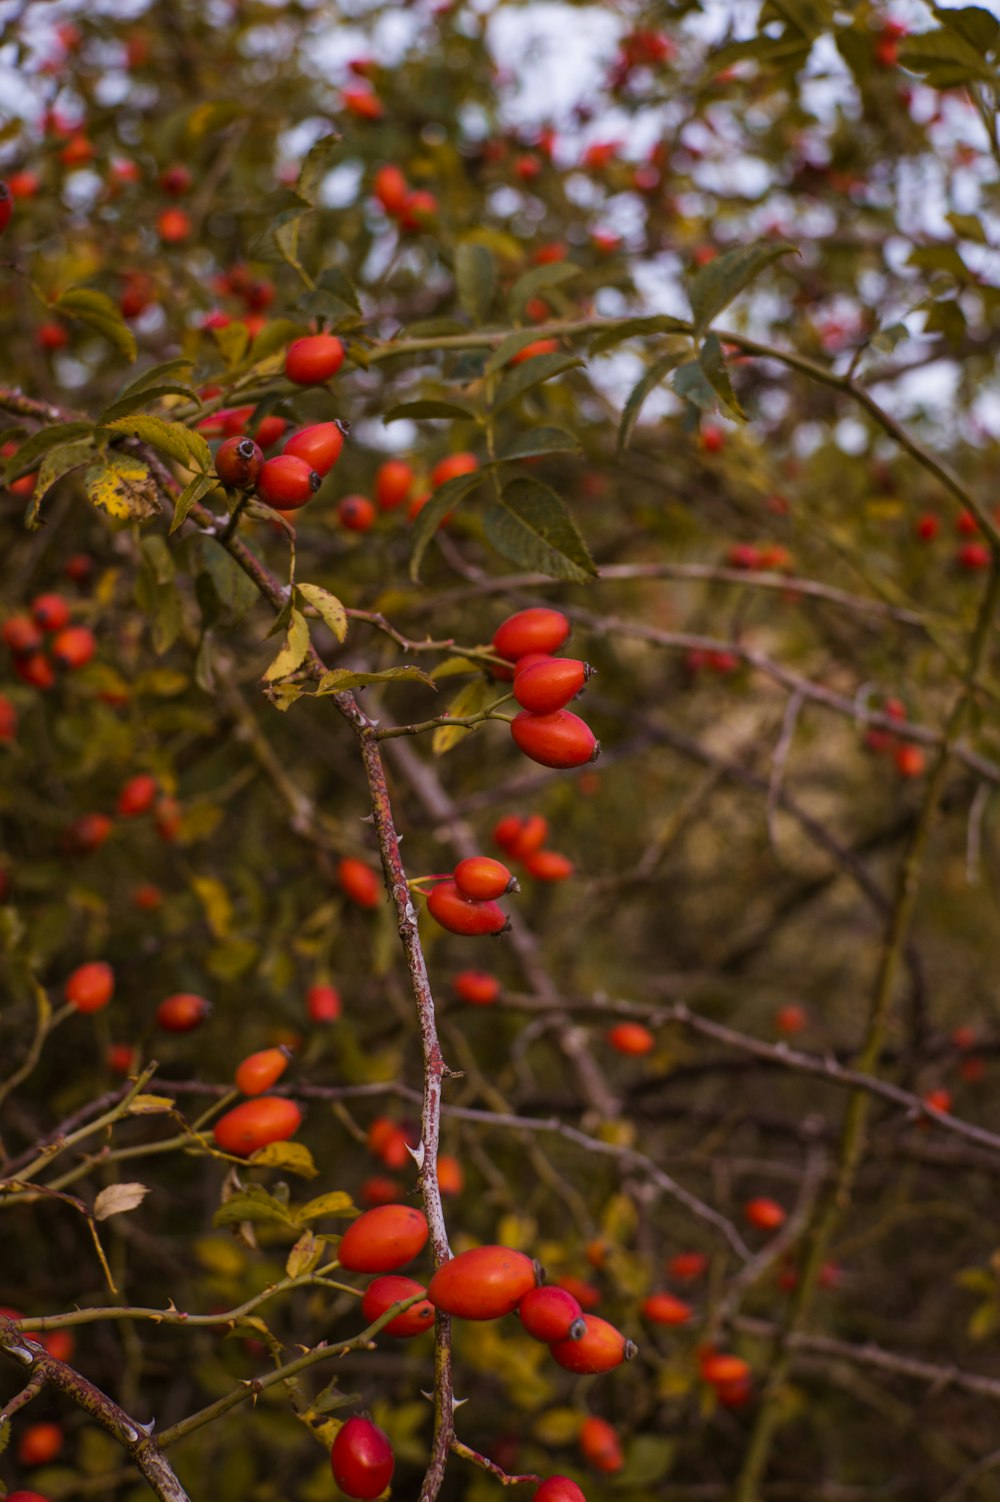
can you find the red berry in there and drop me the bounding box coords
[957,542,991,570]
[107,1042,136,1074]
[338,1204,429,1273]
[511,709,599,769]
[31,593,70,631]
[519,1285,586,1343]
[895,743,926,778]
[957,509,979,536]
[13,651,52,689]
[256,455,321,511]
[154,796,182,842]
[0,181,12,235]
[667,1251,708,1282]
[307,984,342,1022]
[493,608,571,664]
[641,1292,692,1326]
[373,164,409,216]
[701,1352,750,1386]
[427,880,509,936]
[253,415,288,449]
[117,774,158,817]
[578,1416,623,1473]
[453,855,517,900]
[453,970,500,1005]
[64,554,94,584]
[915,513,939,541]
[3,614,43,654]
[399,189,438,232]
[158,207,191,243]
[360,1176,401,1206]
[554,1274,601,1310]
[607,1022,654,1056]
[215,436,264,490]
[51,625,96,669]
[284,422,347,476]
[330,1417,395,1500]
[337,494,376,532]
[213,1096,303,1156]
[159,163,192,196]
[534,1479,588,1502]
[65,961,115,1014]
[361,1275,435,1337]
[744,1197,786,1231]
[550,1314,635,1374]
[367,1117,410,1169]
[514,657,592,713]
[65,812,113,853]
[375,459,415,511]
[17,1422,63,1467]
[342,87,384,121]
[156,992,210,1033]
[427,1245,539,1319]
[235,1047,290,1096]
[0,693,17,742]
[284,334,345,385]
[775,1004,807,1035]
[522,849,574,882]
[437,1154,464,1195]
[430,452,478,488]
[339,857,380,908]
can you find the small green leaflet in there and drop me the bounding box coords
[455,241,496,324]
[484,477,596,583]
[507,261,579,316]
[698,333,745,421]
[105,414,213,474]
[493,353,584,414]
[170,474,217,534]
[25,440,95,528]
[498,426,581,461]
[433,677,495,754]
[383,399,478,424]
[688,241,797,337]
[618,349,688,450]
[54,286,137,362]
[316,666,435,694]
[409,470,483,581]
[3,422,92,481]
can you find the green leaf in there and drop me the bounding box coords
[429,656,483,679]
[54,286,138,362]
[245,317,302,367]
[699,333,746,421]
[25,441,95,527]
[498,426,581,461]
[588,315,691,355]
[249,1141,319,1178]
[297,1190,356,1224]
[275,209,311,285]
[105,415,213,473]
[486,329,558,374]
[933,5,999,56]
[383,399,478,424]
[213,322,251,369]
[946,211,988,245]
[455,241,496,324]
[688,240,797,336]
[672,359,721,414]
[433,677,495,754]
[898,27,994,84]
[493,353,584,414]
[507,261,580,316]
[3,422,92,481]
[170,473,217,534]
[263,609,311,682]
[113,356,195,404]
[315,265,361,313]
[409,470,483,581]
[316,666,435,693]
[212,1186,298,1228]
[298,582,348,643]
[85,454,160,523]
[484,477,597,583]
[618,350,688,450]
[98,384,202,427]
[295,130,343,205]
[614,1435,675,1489]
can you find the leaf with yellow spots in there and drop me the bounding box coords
[85,454,159,522]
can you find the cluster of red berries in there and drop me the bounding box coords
[426,854,517,936]
[493,812,574,883]
[371,163,438,234]
[914,507,994,571]
[863,696,926,778]
[491,609,599,769]
[2,594,95,690]
[216,416,347,515]
[726,542,793,572]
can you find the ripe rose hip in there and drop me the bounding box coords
[307,984,342,1022]
[513,657,592,714]
[744,1197,786,1231]
[578,1415,623,1473]
[668,1251,708,1282]
[31,593,70,631]
[522,849,574,882]
[641,1291,692,1326]
[367,1117,410,1169]
[0,693,16,742]
[374,458,414,511]
[453,970,500,1005]
[453,855,517,901]
[3,614,43,654]
[65,961,115,1014]
[519,1284,586,1343]
[361,1176,400,1206]
[339,857,380,908]
[215,436,264,490]
[701,1352,750,1386]
[284,333,344,385]
[255,455,321,511]
[430,452,478,488]
[157,992,210,1033]
[158,207,191,243]
[437,1153,464,1195]
[51,625,96,670]
[0,181,12,234]
[550,1314,636,1374]
[235,1046,290,1096]
[554,1274,600,1310]
[17,1421,62,1466]
[361,1274,435,1337]
[427,1245,539,1319]
[213,1096,303,1156]
[337,494,376,532]
[607,1022,655,1056]
[338,1204,429,1273]
[330,1416,395,1500]
[65,812,113,853]
[427,880,509,936]
[284,422,347,476]
[117,773,158,817]
[774,1004,807,1035]
[511,709,599,769]
[534,1479,588,1502]
[159,163,192,196]
[493,607,570,664]
[373,164,409,216]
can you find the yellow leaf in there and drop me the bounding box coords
[190,875,233,939]
[85,455,160,522]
